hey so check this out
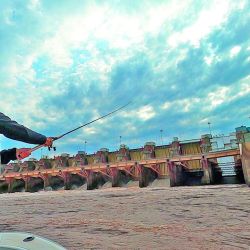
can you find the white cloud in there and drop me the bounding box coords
[83,127,97,135]
[42,38,73,68]
[230,75,250,100]
[168,1,231,48]
[28,0,41,11]
[146,1,189,34]
[180,98,201,112]
[137,105,156,121]
[206,86,230,109]
[204,56,213,65]
[203,43,221,66]
[161,98,201,113]
[161,102,171,110]
[34,1,191,69]
[230,45,241,58]
[203,76,250,111]
[1,0,250,155]
[121,105,156,121]
[199,118,210,124]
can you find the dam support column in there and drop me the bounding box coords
[133,162,140,181]
[200,134,212,185]
[64,173,71,190]
[87,171,97,190]
[241,142,250,186]
[201,156,211,185]
[6,178,13,193]
[139,165,147,188]
[168,161,184,187]
[57,170,71,190]
[168,161,175,187]
[24,177,31,192]
[110,168,120,187]
[139,142,157,187]
[41,174,50,190]
[169,138,185,187]
[173,165,184,186]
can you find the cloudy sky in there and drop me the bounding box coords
[0,0,249,159]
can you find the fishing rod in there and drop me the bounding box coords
[55,101,131,141]
[16,102,131,160]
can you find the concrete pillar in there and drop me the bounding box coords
[24,177,31,192]
[240,142,250,186]
[142,142,155,160]
[174,165,183,186]
[64,173,71,190]
[169,164,184,187]
[111,168,120,187]
[202,166,211,185]
[7,178,13,193]
[236,126,248,143]
[116,145,130,161]
[170,137,180,157]
[87,171,97,190]
[43,176,50,189]
[54,154,69,168]
[94,148,109,164]
[139,165,147,188]
[200,157,210,184]
[200,134,212,153]
[73,151,88,166]
[133,162,140,180]
[167,161,175,187]
[38,158,52,170]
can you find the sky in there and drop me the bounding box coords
[0,0,249,159]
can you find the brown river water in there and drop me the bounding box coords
[0,182,249,250]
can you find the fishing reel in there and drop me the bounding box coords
[48,146,56,151]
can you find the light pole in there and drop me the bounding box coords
[160,129,163,146]
[119,136,122,146]
[208,122,212,136]
[84,141,87,153]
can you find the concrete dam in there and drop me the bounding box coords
[1,126,250,193]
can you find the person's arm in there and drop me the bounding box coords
[0,148,17,164]
[0,113,46,145]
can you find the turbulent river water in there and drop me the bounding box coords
[0,183,249,249]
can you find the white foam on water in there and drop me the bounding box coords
[71,184,78,190]
[44,186,53,191]
[149,178,170,187]
[76,183,87,190]
[99,181,112,189]
[124,180,139,188]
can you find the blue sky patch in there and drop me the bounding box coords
[0,0,249,158]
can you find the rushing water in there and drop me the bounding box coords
[0,184,249,249]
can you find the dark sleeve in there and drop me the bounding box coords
[0,112,47,145]
[0,148,17,164]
